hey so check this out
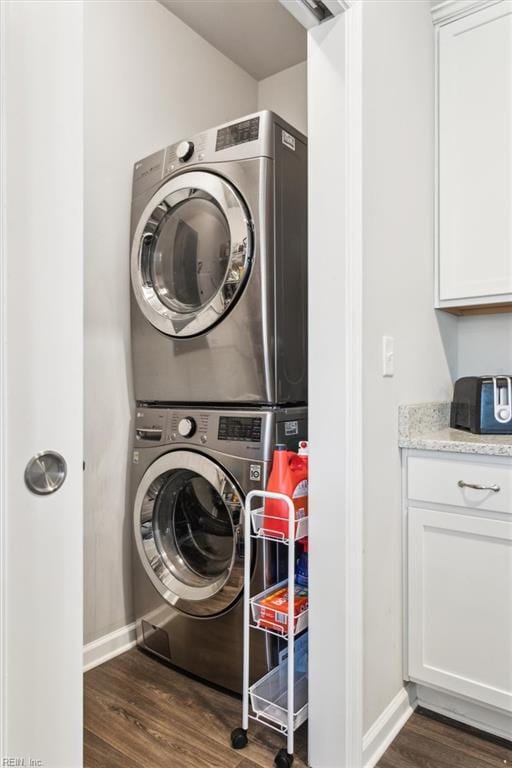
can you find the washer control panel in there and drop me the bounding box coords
[177,417,196,438]
[167,411,209,443]
[135,409,166,443]
[133,407,300,461]
[218,416,261,442]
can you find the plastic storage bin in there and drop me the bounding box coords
[249,660,308,730]
[251,508,308,541]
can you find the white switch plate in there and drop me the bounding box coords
[382,336,394,377]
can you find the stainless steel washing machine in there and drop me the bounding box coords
[131,404,307,693]
[130,111,307,406]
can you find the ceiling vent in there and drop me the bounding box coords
[280,0,348,29]
[301,0,334,22]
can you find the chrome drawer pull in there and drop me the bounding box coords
[457,480,501,493]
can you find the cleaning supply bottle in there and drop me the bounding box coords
[298,440,309,458]
[296,538,309,588]
[263,443,308,538]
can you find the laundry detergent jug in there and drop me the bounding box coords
[263,442,308,538]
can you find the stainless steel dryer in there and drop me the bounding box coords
[131,404,307,693]
[130,111,307,406]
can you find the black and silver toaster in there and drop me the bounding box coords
[451,376,512,435]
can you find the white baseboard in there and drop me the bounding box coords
[415,684,512,743]
[363,686,417,768]
[83,621,137,673]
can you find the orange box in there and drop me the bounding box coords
[258,585,308,633]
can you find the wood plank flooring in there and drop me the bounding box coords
[84,649,512,768]
[85,649,307,768]
[379,708,511,768]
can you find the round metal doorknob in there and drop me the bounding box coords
[24,451,67,495]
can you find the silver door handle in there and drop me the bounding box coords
[457,480,500,493]
[25,451,67,495]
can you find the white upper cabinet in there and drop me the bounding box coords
[435,1,512,313]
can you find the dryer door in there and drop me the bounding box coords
[131,171,252,338]
[134,450,246,617]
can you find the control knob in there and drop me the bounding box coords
[498,407,511,421]
[176,140,194,162]
[178,417,196,438]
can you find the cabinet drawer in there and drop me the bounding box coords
[407,456,512,514]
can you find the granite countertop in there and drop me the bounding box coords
[399,402,512,457]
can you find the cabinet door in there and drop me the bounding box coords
[408,507,512,711]
[438,3,512,304]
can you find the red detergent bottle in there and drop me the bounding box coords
[264,442,308,538]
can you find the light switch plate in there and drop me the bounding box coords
[382,336,394,377]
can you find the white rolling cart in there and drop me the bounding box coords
[230,490,308,768]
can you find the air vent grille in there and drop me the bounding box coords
[299,0,333,22]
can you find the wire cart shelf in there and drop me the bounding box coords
[230,490,308,768]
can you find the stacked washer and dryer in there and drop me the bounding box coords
[130,111,308,693]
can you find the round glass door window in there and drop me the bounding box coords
[131,171,252,338]
[134,451,245,617]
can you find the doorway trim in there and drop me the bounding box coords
[0,0,7,756]
[306,2,364,765]
[343,3,364,766]
[0,2,365,763]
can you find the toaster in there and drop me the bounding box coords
[451,376,512,434]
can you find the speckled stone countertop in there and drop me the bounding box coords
[399,402,512,457]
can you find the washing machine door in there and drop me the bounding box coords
[134,450,246,617]
[131,171,252,338]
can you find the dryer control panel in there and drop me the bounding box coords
[215,117,260,151]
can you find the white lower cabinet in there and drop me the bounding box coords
[404,451,512,723]
[408,505,512,712]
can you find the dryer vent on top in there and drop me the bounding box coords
[130,111,308,406]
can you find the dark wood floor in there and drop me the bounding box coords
[378,708,511,768]
[84,649,512,768]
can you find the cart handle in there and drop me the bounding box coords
[245,489,296,507]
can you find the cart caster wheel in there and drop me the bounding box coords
[230,727,248,750]
[274,748,294,768]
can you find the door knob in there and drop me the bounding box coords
[24,451,67,495]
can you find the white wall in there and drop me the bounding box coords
[258,60,308,135]
[84,0,258,645]
[456,314,512,377]
[361,0,455,733]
